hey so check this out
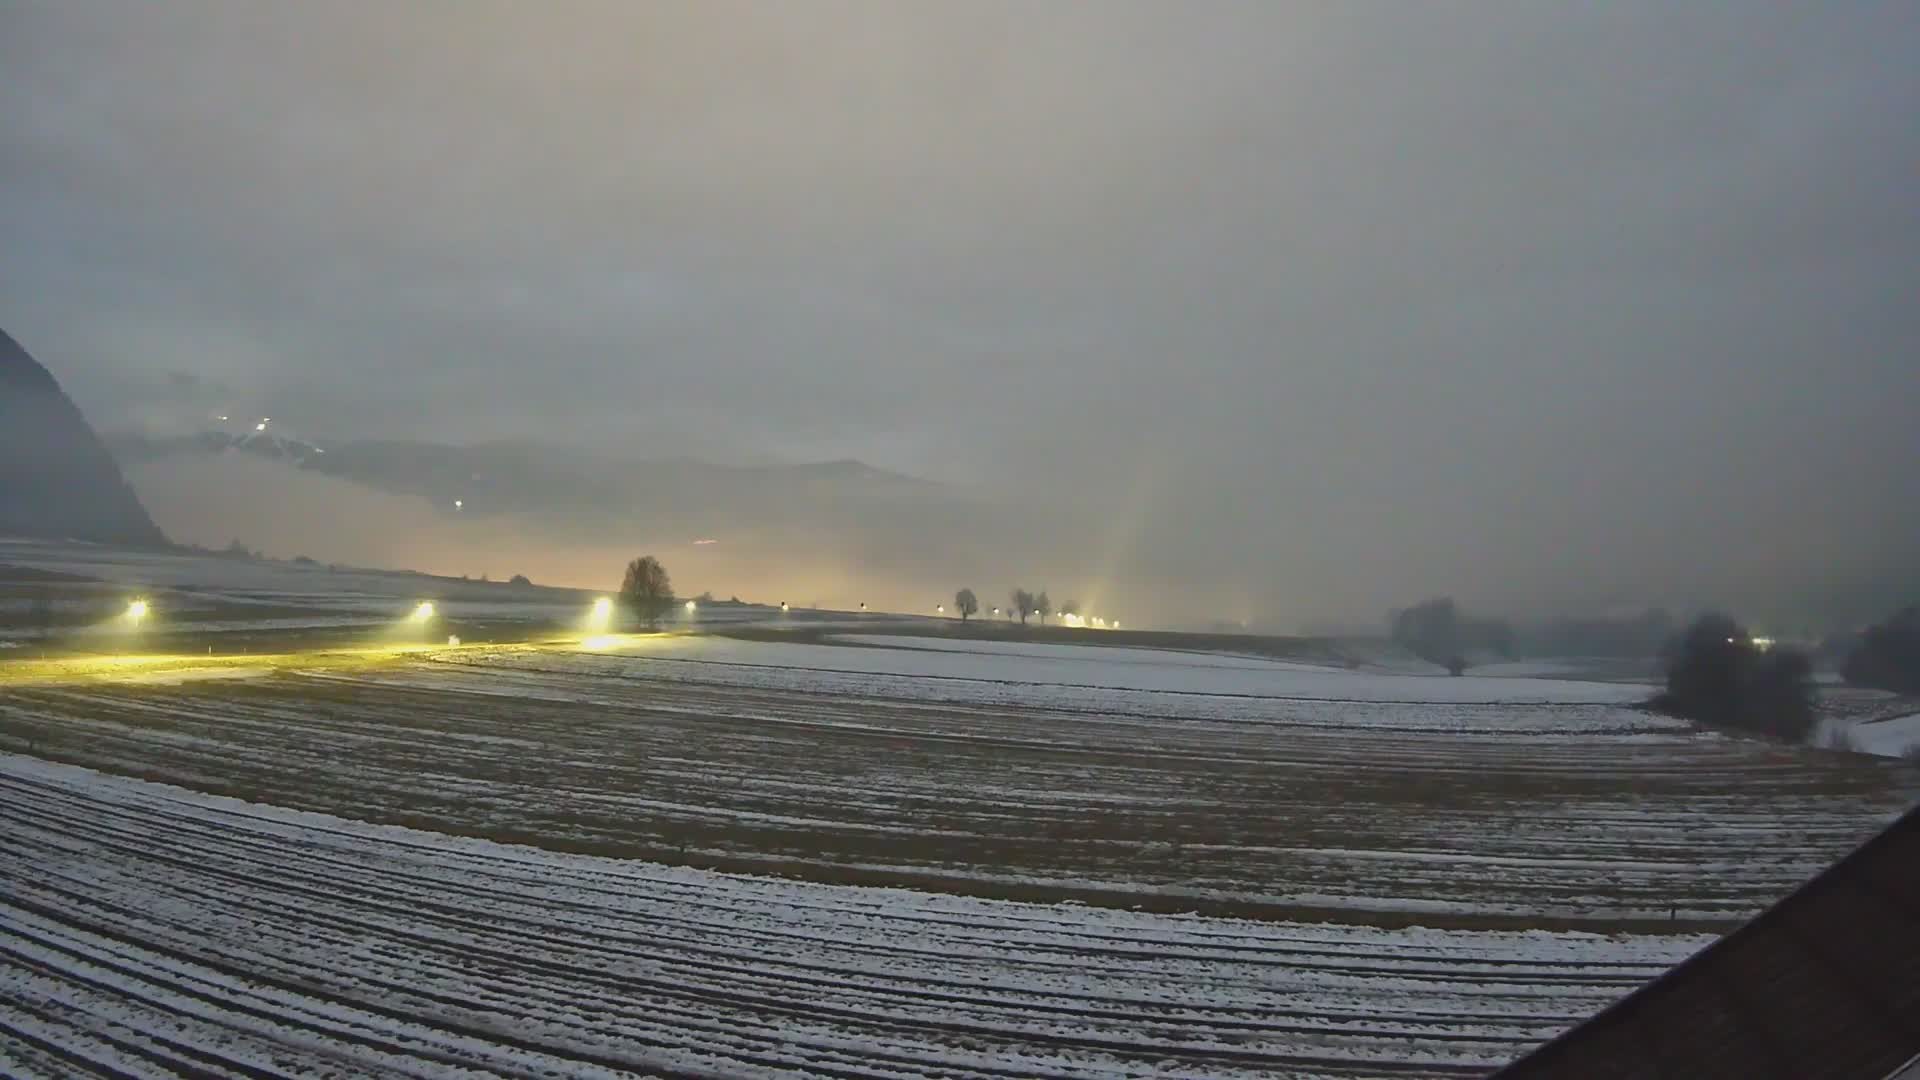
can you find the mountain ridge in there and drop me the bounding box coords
[106,430,946,521]
[0,328,169,547]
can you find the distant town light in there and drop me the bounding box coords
[453,499,464,510]
[255,422,267,432]
[780,601,790,612]
[936,604,945,613]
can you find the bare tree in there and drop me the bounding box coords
[619,556,674,629]
[954,588,979,621]
[1035,591,1052,626]
[1011,588,1034,626]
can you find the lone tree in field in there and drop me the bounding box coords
[1011,588,1035,626]
[1035,591,1052,626]
[954,588,979,621]
[619,556,674,629]
[1392,597,1461,667]
[1655,613,1815,741]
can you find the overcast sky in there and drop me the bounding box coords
[4,2,1916,625]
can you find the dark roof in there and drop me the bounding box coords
[1494,802,1920,1080]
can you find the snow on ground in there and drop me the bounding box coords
[15,641,1908,926]
[1853,712,1920,757]
[1818,711,1920,759]
[600,633,1653,705]
[0,753,1711,1079]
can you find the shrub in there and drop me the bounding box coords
[1656,613,1815,742]
[1842,606,1920,694]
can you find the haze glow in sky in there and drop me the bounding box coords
[4,2,1916,626]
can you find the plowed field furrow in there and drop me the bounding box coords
[1,755,1712,1078]
[5,650,1909,928]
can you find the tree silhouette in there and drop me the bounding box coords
[619,556,674,629]
[954,588,979,621]
[1658,613,1814,741]
[1011,588,1035,626]
[1843,606,1920,694]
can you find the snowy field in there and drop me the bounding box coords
[4,540,1919,1075]
[7,636,1914,927]
[0,755,1711,1078]
[622,632,1654,704]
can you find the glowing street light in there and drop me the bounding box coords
[126,599,150,621]
[780,601,790,612]
[685,599,697,613]
[936,604,945,613]
[453,499,464,510]
[586,597,613,633]
[412,601,435,622]
[254,421,268,432]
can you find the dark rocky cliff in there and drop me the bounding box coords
[0,328,168,546]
